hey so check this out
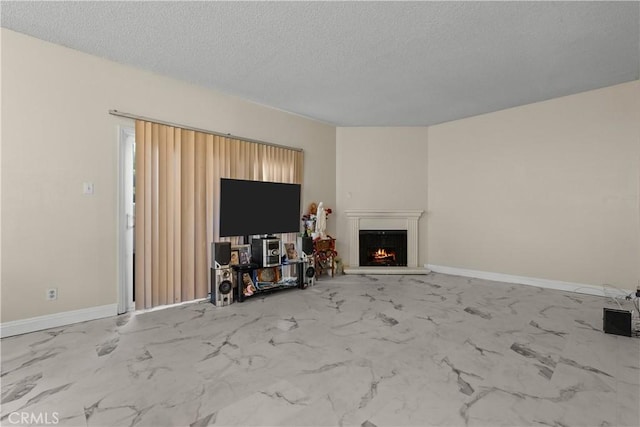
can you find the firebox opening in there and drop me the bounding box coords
[359,230,407,267]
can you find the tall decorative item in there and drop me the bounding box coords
[316,202,327,239]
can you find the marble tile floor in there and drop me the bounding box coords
[1,272,639,427]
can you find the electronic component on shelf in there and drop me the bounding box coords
[297,235,314,258]
[251,237,281,267]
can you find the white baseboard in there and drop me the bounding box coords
[0,304,118,338]
[426,264,630,299]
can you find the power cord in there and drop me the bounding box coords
[601,283,626,309]
[631,287,640,336]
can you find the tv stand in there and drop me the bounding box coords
[232,260,307,302]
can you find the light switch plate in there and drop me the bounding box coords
[83,182,94,195]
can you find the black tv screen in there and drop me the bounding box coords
[219,178,301,237]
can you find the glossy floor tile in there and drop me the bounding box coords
[2,273,639,426]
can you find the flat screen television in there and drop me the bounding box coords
[219,178,301,237]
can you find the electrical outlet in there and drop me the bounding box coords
[83,182,94,195]
[46,288,58,301]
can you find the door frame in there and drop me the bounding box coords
[117,125,135,314]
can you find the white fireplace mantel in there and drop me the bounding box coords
[344,209,428,274]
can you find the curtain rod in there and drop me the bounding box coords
[108,109,303,152]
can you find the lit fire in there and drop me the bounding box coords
[373,248,395,260]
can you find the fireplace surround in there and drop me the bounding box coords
[344,209,428,274]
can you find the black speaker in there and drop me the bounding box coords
[211,266,234,307]
[298,236,313,257]
[212,242,232,267]
[603,308,632,337]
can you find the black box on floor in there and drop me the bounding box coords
[603,308,632,337]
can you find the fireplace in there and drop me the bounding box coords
[359,230,407,267]
[344,209,428,274]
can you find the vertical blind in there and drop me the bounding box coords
[135,120,304,309]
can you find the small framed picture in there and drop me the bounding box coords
[284,242,298,261]
[230,249,240,266]
[235,244,251,265]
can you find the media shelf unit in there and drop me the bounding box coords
[233,260,307,302]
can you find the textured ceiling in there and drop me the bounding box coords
[1,1,639,126]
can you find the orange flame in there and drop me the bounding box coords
[373,248,394,259]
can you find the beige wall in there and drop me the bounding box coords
[334,84,639,291]
[335,127,429,265]
[1,29,336,322]
[428,81,640,290]
[3,28,638,326]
